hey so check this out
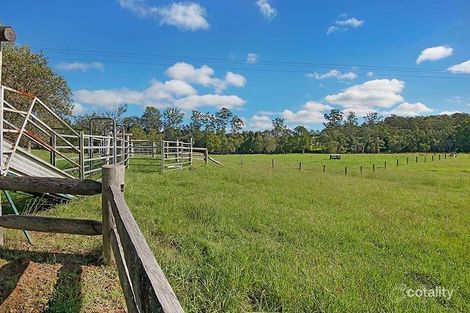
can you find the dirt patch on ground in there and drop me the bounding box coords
[0,231,126,312]
[0,261,60,313]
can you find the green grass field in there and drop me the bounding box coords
[4,153,470,312]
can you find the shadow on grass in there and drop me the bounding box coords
[0,248,101,311]
[0,259,30,305]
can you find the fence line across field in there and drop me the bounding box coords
[258,153,452,175]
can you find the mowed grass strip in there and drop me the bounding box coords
[37,154,470,312]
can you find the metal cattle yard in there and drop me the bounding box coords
[0,84,215,243]
[161,139,193,172]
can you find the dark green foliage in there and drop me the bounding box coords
[74,105,470,154]
[2,45,72,121]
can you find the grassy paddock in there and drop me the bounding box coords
[13,153,470,312]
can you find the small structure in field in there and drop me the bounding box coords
[329,154,342,160]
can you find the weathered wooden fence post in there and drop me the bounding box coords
[384,161,387,169]
[432,155,434,161]
[445,153,447,159]
[416,156,418,163]
[360,165,363,174]
[272,159,275,169]
[407,157,409,164]
[373,164,375,172]
[396,159,399,167]
[424,156,427,163]
[323,164,326,173]
[299,161,302,171]
[344,166,348,175]
[102,164,125,265]
[439,154,441,160]
[204,149,208,164]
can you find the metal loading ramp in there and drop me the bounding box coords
[2,139,73,179]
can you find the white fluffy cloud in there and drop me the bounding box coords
[388,102,433,117]
[225,72,246,87]
[323,79,435,118]
[158,2,209,31]
[256,0,277,20]
[306,69,357,81]
[118,0,209,31]
[145,79,197,99]
[282,101,331,125]
[72,102,86,115]
[76,79,197,108]
[58,62,104,72]
[326,26,339,35]
[74,88,144,108]
[325,79,405,109]
[247,53,259,64]
[439,111,461,115]
[74,62,247,112]
[416,46,453,64]
[336,17,363,28]
[327,16,364,34]
[246,115,273,130]
[174,94,246,110]
[448,60,470,73]
[166,62,246,93]
[166,63,218,87]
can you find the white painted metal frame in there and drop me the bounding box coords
[160,139,193,172]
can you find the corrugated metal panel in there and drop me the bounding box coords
[2,139,73,178]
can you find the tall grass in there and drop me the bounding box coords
[43,153,470,312]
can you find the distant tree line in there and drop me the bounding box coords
[73,105,470,154]
[4,44,469,154]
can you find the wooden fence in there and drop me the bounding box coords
[0,165,184,313]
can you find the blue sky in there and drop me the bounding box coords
[2,0,470,129]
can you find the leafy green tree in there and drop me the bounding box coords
[122,116,142,130]
[364,112,382,125]
[272,117,287,138]
[140,106,162,132]
[455,118,470,151]
[263,134,277,153]
[230,115,244,134]
[190,110,204,131]
[323,109,344,129]
[163,107,184,129]
[293,125,312,153]
[344,111,358,126]
[109,104,128,124]
[129,125,146,139]
[215,108,233,132]
[3,45,72,120]
[205,132,222,153]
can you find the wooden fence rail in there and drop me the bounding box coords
[0,176,102,195]
[108,183,184,312]
[0,167,184,313]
